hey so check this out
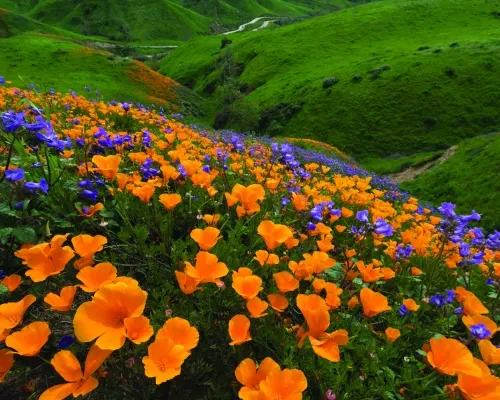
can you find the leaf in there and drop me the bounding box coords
[0,202,16,216]
[12,226,37,243]
[0,285,8,296]
[0,227,13,244]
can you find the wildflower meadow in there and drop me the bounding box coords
[0,78,499,400]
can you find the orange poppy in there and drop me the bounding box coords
[0,329,10,342]
[403,298,420,312]
[360,288,391,318]
[15,234,75,282]
[257,221,293,251]
[235,357,280,399]
[76,262,118,292]
[5,321,51,356]
[260,368,308,400]
[159,193,182,210]
[0,349,14,383]
[312,278,327,293]
[190,227,222,251]
[156,317,199,352]
[71,234,107,270]
[455,286,489,316]
[132,184,155,203]
[411,267,423,276]
[348,296,359,309]
[268,294,289,312]
[225,184,265,216]
[0,274,22,292]
[317,235,334,252]
[229,315,252,346]
[426,337,482,377]
[291,193,309,211]
[39,344,112,400]
[184,251,228,285]
[92,154,121,180]
[76,202,104,218]
[254,250,280,267]
[233,272,263,300]
[456,358,500,400]
[123,315,154,344]
[142,337,190,384]
[246,297,268,318]
[462,315,498,339]
[307,330,349,362]
[0,294,36,330]
[296,294,330,336]
[44,286,77,312]
[175,271,201,295]
[385,327,401,343]
[73,281,148,350]
[202,214,220,225]
[273,272,299,293]
[478,340,500,365]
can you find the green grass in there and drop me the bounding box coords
[401,134,500,232]
[0,33,195,109]
[0,0,362,41]
[361,150,444,175]
[161,0,500,160]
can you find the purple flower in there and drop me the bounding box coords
[0,270,5,279]
[398,304,410,317]
[438,202,456,219]
[58,335,74,349]
[202,165,211,173]
[469,323,491,340]
[31,162,42,168]
[1,110,25,132]
[325,389,336,400]
[13,201,25,210]
[81,189,98,201]
[356,210,369,223]
[454,307,463,315]
[5,168,24,182]
[445,290,455,304]
[281,197,290,207]
[307,222,316,231]
[0,76,4,84]
[429,294,447,307]
[459,242,470,257]
[122,102,130,112]
[374,218,393,236]
[271,142,279,153]
[25,178,49,194]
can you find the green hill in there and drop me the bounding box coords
[0,0,363,41]
[401,134,500,232]
[160,0,500,160]
[0,32,204,113]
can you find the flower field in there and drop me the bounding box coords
[0,78,499,400]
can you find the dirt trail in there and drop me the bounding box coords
[389,146,457,184]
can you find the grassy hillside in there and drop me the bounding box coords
[0,33,204,112]
[161,0,500,160]
[401,134,500,232]
[0,0,364,41]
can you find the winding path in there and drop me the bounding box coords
[252,20,277,31]
[223,16,274,35]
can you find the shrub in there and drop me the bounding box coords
[351,74,363,83]
[322,77,340,89]
[445,67,457,77]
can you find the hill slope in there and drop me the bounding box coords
[0,0,364,41]
[160,0,500,159]
[0,32,204,113]
[400,134,500,232]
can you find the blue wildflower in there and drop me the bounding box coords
[445,290,455,304]
[459,242,470,257]
[81,189,98,201]
[438,202,456,219]
[307,222,316,231]
[429,294,447,307]
[454,307,463,315]
[356,210,369,223]
[0,270,5,279]
[1,110,25,132]
[13,201,25,210]
[469,323,491,340]
[398,304,410,317]
[25,178,49,194]
[5,168,24,183]
[0,76,4,84]
[58,335,74,349]
[374,219,393,236]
